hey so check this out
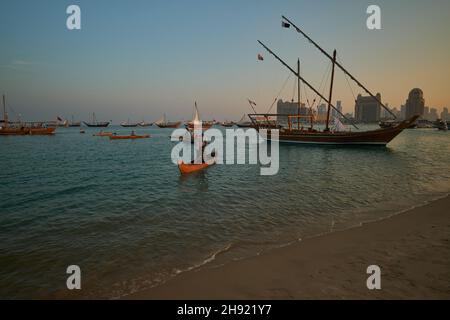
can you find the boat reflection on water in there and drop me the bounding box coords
[178,169,210,193]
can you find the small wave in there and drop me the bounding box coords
[174,242,234,275]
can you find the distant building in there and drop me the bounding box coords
[441,107,449,121]
[405,88,425,119]
[354,93,381,123]
[380,103,393,120]
[277,99,307,126]
[400,105,406,120]
[391,107,400,119]
[316,103,327,123]
[423,106,430,119]
[332,100,343,118]
[429,108,438,121]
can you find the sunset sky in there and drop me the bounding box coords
[1,0,449,122]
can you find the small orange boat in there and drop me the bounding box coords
[93,131,113,137]
[109,134,150,140]
[178,161,215,174]
[29,127,56,135]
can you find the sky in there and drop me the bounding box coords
[0,0,449,123]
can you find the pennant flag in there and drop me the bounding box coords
[282,21,291,28]
[247,99,257,106]
[257,54,264,61]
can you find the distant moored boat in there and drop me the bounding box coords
[83,113,110,127]
[154,114,181,128]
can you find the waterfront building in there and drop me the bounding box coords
[405,88,425,119]
[354,93,381,123]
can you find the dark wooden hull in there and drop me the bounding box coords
[83,122,110,127]
[262,116,419,146]
[156,121,181,128]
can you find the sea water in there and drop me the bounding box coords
[0,126,449,298]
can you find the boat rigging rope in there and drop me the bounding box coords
[337,54,357,105]
[312,61,332,110]
[266,72,292,114]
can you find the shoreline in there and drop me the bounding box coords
[127,195,450,299]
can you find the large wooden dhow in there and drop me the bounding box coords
[154,114,181,128]
[250,16,418,146]
[83,113,110,127]
[0,94,56,136]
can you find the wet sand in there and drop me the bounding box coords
[128,195,450,299]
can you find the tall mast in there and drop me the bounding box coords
[325,50,337,132]
[3,94,8,128]
[297,59,301,130]
[258,40,359,129]
[282,15,396,120]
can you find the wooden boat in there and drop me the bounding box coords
[1,95,26,135]
[138,121,152,127]
[69,116,81,127]
[120,119,139,127]
[154,114,181,128]
[236,114,254,128]
[109,134,150,140]
[0,95,56,135]
[221,121,235,127]
[436,119,449,131]
[0,126,29,135]
[83,113,110,127]
[29,127,56,135]
[93,131,113,137]
[252,17,416,146]
[186,102,213,130]
[178,161,215,174]
[379,119,416,129]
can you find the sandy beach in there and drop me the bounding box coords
[128,195,450,299]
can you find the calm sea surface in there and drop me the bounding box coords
[0,126,449,298]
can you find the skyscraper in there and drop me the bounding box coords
[405,88,425,119]
[354,93,381,123]
[333,100,343,118]
[441,107,449,121]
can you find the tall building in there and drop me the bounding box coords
[317,103,327,123]
[332,100,343,118]
[380,103,392,119]
[441,107,449,121]
[354,93,381,123]
[400,105,406,120]
[405,88,425,119]
[429,108,438,121]
[277,99,307,126]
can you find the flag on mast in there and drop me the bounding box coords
[257,54,264,61]
[282,21,291,28]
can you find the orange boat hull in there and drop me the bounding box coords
[29,127,56,135]
[178,161,214,174]
[93,132,113,137]
[0,127,30,135]
[109,134,150,140]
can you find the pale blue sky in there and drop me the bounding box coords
[1,0,449,122]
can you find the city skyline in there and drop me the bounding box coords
[1,0,449,122]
